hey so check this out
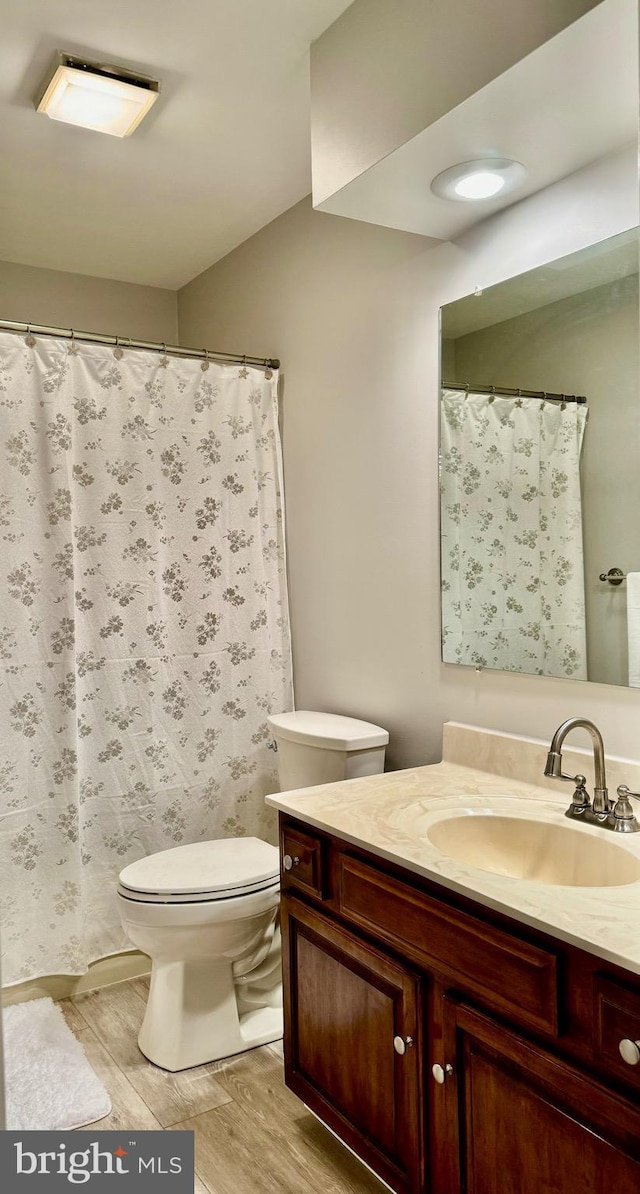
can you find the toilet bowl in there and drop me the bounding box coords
[118,837,282,1072]
[118,711,389,1072]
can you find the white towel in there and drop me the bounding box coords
[627,573,640,687]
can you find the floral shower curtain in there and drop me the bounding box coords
[441,389,587,679]
[0,332,292,985]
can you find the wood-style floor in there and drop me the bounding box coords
[60,977,385,1193]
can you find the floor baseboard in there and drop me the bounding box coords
[1,951,151,1007]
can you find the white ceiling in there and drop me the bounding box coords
[0,0,353,289]
[318,0,638,243]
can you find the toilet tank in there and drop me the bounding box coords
[267,711,389,792]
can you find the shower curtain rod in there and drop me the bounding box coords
[442,380,586,405]
[0,318,280,372]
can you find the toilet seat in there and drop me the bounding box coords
[118,837,280,905]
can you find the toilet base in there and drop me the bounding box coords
[137,954,283,1072]
[138,1004,283,1072]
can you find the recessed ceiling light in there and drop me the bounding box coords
[431,158,527,203]
[35,52,160,137]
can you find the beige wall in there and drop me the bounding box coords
[178,144,640,770]
[451,275,640,689]
[0,260,178,343]
[180,202,432,767]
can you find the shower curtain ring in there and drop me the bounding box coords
[113,336,124,360]
[201,348,210,372]
[25,324,37,348]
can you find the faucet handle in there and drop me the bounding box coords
[545,752,590,788]
[617,784,640,800]
[612,786,640,833]
[562,770,590,792]
[565,775,590,819]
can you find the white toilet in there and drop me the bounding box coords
[117,710,388,1072]
[267,710,389,788]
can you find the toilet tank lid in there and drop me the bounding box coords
[267,711,389,751]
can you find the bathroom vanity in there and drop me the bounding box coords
[267,725,640,1194]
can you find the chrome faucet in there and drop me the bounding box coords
[544,717,639,833]
[544,717,609,815]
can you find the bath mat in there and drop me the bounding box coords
[3,996,111,1130]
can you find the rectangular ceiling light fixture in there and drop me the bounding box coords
[36,52,160,137]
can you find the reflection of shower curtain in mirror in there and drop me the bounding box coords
[441,390,587,679]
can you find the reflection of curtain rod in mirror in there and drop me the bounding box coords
[442,381,587,405]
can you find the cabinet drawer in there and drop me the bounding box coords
[339,854,559,1036]
[595,974,640,1088]
[280,824,325,899]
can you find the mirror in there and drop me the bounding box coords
[440,226,640,688]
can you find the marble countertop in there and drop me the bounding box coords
[266,722,640,976]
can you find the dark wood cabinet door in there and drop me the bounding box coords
[443,996,640,1194]
[281,894,425,1193]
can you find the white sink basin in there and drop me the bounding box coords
[427,810,640,887]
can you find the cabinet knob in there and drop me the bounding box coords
[619,1038,640,1066]
[393,1035,414,1056]
[283,854,300,872]
[432,1062,454,1084]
